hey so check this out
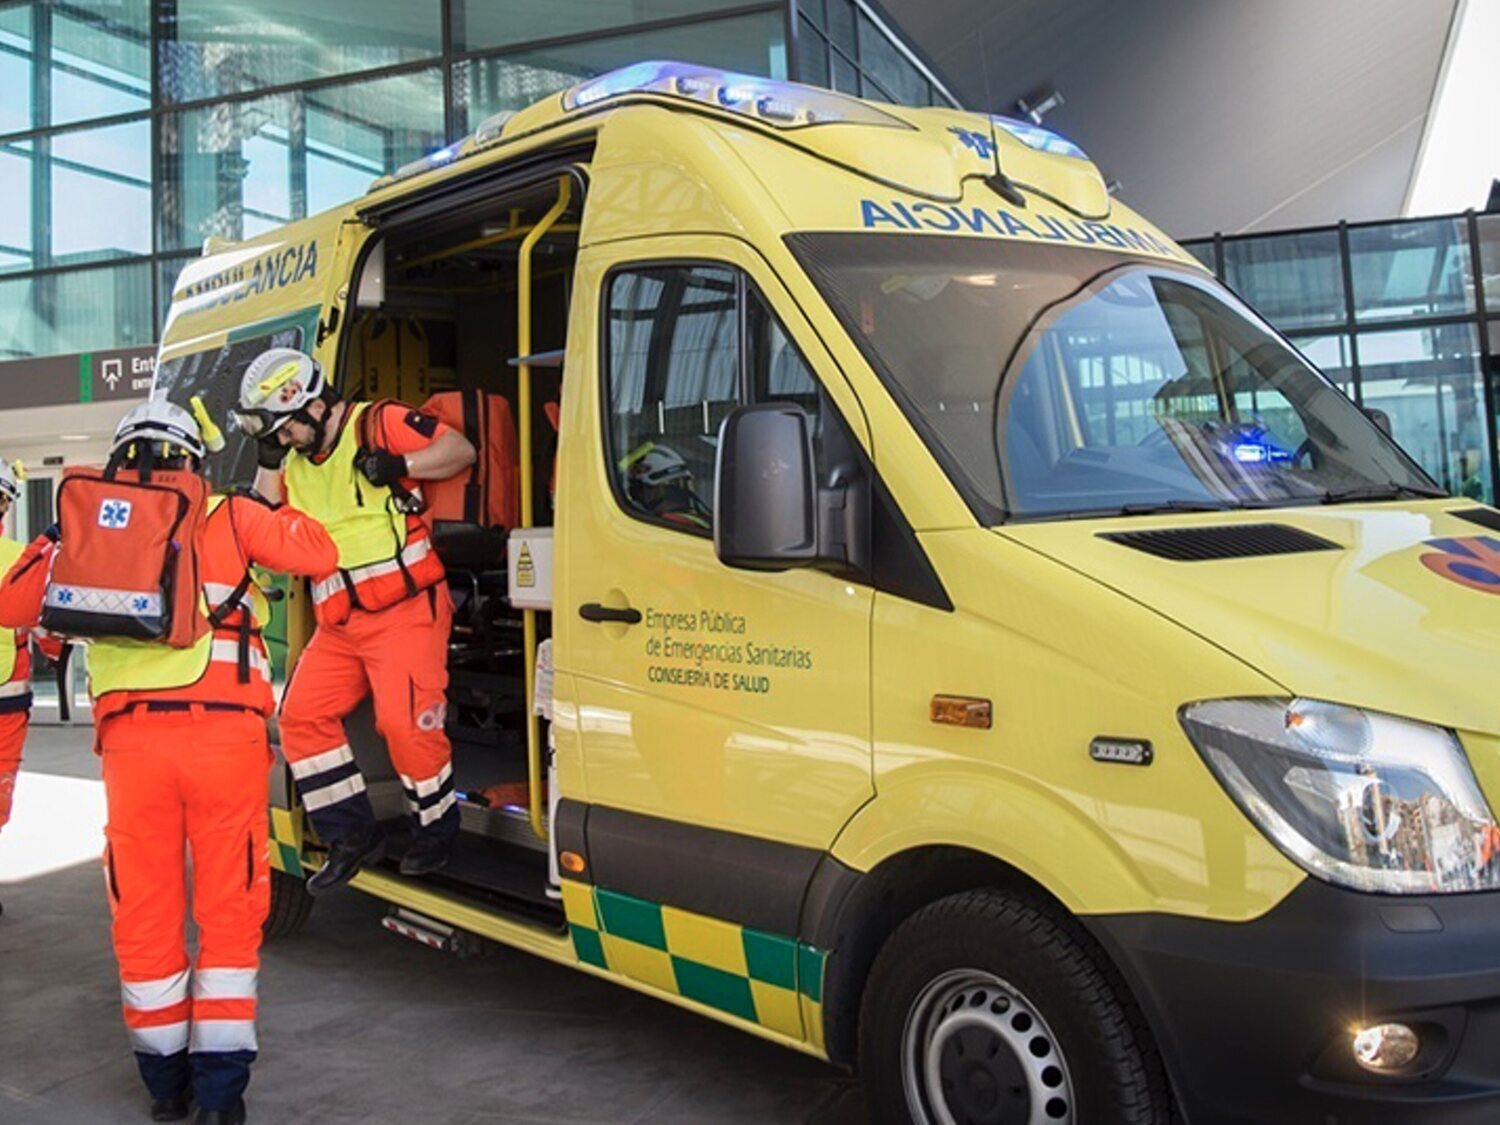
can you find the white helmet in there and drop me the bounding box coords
[234,348,326,438]
[623,443,692,488]
[112,399,207,462]
[0,459,22,504]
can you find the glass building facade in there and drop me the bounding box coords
[0,0,955,369]
[1185,213,1500,502]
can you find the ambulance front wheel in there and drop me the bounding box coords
[858,890,1174,1125]
[264,867,316,940]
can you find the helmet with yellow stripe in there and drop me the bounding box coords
[0,458,22,507]
[233,348,328,439]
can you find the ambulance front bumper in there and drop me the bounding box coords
[1085,878,1500,1124]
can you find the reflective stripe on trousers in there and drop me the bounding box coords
[288,743,368,812]
[122,969,192,1056]
[190,967,258,1054]
[400,762,456,827]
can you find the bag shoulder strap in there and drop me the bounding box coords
[462,388,482,525]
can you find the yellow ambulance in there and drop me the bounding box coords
[154,61,1500,1124]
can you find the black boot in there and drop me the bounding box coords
[150,1094,192,1122]
[399,831,454,876]
[306,826,385,896]
[191,1102,245,1125]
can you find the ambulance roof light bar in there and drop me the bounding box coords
[549,60,910,132]
[991,114,1089,161]
[371,140,467,190]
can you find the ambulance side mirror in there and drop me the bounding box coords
[714,403,818,571]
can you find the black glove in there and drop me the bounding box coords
[358,447,408,488]
[256,440,288,470]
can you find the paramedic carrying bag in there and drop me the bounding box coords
[42,456,210,648]
[420,389,520,532]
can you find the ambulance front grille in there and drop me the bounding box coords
[1098,523,1341,562]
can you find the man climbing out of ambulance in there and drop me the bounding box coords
[0,457,61,918]
[235,348,475,892]
[0,400,337,1124]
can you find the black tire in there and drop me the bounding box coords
[263,868,316,941]
[858,889,1173,1125]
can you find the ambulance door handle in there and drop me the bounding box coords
[579,602,641,626]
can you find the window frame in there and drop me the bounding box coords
[598,256,842,542]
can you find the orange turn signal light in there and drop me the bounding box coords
[560,850,587,875]
[930,695,993,730]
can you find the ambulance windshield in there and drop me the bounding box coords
[790,233,1440,522]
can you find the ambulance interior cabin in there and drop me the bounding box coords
[335,172,582,917]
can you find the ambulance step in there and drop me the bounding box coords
[380,829,565,933]
[381,908,485,958]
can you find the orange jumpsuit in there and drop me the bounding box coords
[0,529,59,840]
[0,491,336,1112]
[0,628,38,834]
[278,403,458,846]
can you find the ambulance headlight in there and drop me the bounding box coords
[1181,699,1500,894]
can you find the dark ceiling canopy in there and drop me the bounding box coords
[881,0,1460,237]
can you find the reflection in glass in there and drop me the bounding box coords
[453,0,752,54]
[0,141,33,273]
[50,2,151,125]
[0,5,32,135]
[1290,334,1356,397]
[856,11,923,105]
[50,118,152,263]
[1478,214,1500,312]
[451,14,788,134]
[831,52,858,96]
[0,2,149,132]
[157,0,440,102]
[0,262,153,360]
[1223,229,1345,332]
[798,19,830,90]
[160,70,444,250]
[606,266,737,531]
[1183,242,1215,272]
[795,235,1436,521]
[826,0,857,58]
[1349,218,1474,324]
[1358,323,1489,501]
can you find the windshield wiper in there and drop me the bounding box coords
[1319,483,1448,505]
[1053,499,1234,520]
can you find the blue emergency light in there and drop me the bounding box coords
[558,61,907,130]
[991,115,1089,161]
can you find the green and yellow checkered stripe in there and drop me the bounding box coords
[561,880,828,1048]
[268,806,308,877]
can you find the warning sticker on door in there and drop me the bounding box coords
[515,543,535,588]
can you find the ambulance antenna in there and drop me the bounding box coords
[976,37,1026,207]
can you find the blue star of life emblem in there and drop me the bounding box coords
[948,126,996,160]
[98,499,132,529]
[56,588,75,604]
[132,596,150,612]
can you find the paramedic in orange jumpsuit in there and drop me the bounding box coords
[236,348,475,892]
[0,401,336,1125]
[0,457,62,918]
